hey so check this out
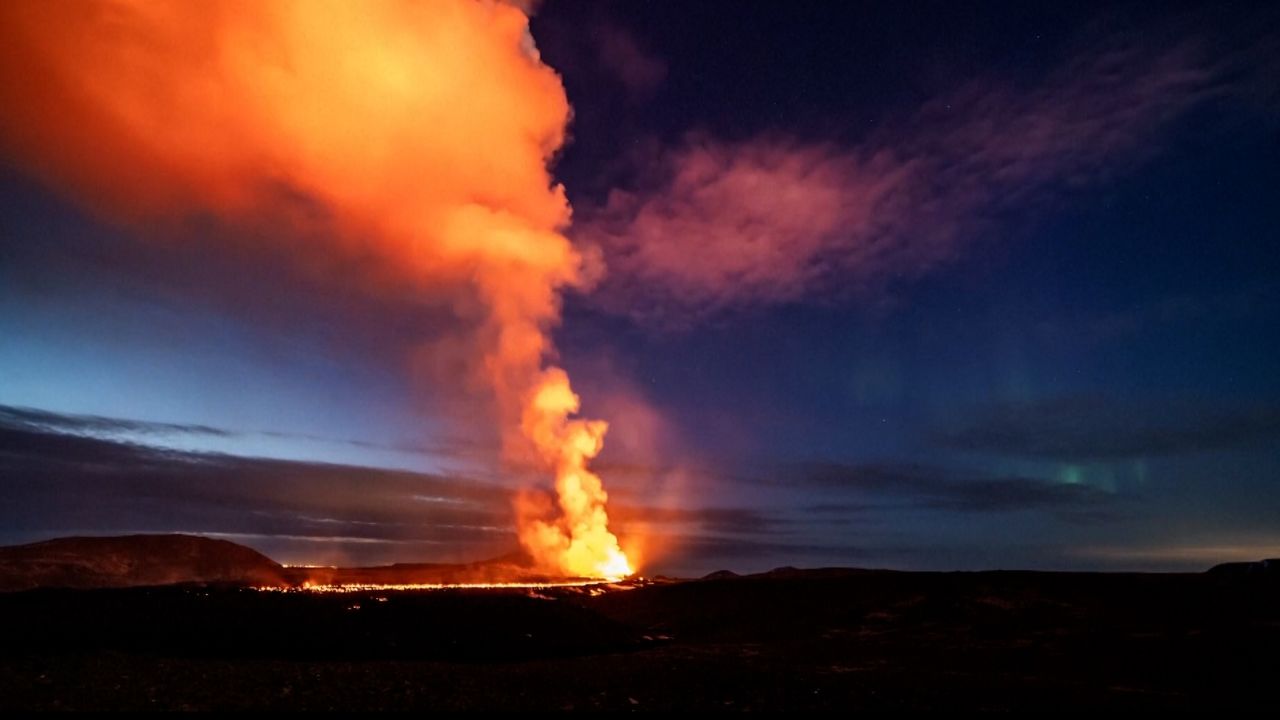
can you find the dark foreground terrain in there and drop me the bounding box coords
[2,567,1278,711]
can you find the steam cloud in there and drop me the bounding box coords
[0,0,629,578]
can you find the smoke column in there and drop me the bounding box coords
[0,0,630,578]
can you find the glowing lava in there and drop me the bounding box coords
[259,579,622,594]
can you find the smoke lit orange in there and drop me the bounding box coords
[516,369,632,579]
[0,0,631,578]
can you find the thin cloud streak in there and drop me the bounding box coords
[933,396,1280,460]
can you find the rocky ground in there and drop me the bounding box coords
[2,566,1277,711]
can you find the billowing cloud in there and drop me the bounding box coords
[578,39,1219,324]
[0,0,632,577]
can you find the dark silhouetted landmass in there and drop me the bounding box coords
[0,534,289,592]
[2,557,1279,710]
[1207,558,1280,578]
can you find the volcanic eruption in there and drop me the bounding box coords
[0,0,631,579]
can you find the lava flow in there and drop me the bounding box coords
[258,579,623,594]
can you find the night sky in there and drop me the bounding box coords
[2,1,1278,575]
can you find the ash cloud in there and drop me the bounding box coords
[0,0,583,438]
[0,0,644,576]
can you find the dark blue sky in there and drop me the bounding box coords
[2,1,1278,574]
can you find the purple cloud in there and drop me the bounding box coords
[576,39,1219,325]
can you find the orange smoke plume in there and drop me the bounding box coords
[0,0,630,578]
[515,369,631,578]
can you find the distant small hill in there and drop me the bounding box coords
[0,534,290,592]
[701,570,740,581]
[1207,559,1280,579]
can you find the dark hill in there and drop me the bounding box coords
[1207,558,1280,579]
[0,534,289,591]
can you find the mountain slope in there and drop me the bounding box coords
[0,534,289,591]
